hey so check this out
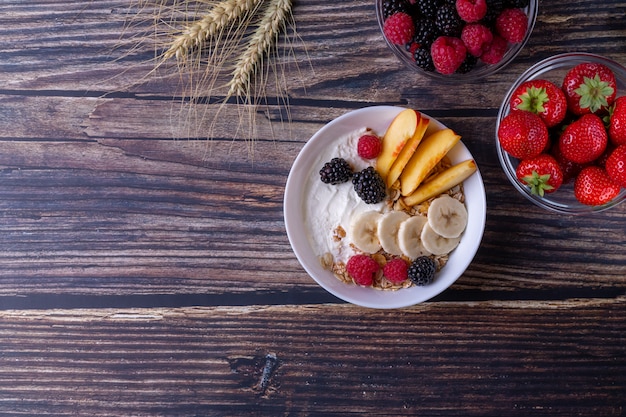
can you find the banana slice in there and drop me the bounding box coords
[397,215,432,259]
[377,211,410,256]
[420,223,461,255]
[427,194,468,239]
[349,211,383,253]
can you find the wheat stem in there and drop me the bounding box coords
[163,0,262,61]
[227,0,292,98]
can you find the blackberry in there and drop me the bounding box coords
[504,0,529,7]
[408,256,436,286]
[417,0,441,19]
[382,0,410,19]
[319,157,353,185]
[352,167,386,204]
[456,54,478,74]
[435,4,463,37]
[482,0,505,28]
[413,18,439,48]
[413,47,435,72]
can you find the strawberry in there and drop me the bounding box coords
[574,166,621,206]
[605,144,626,188]
[608,96,626,146]
[551,144,585,184]
[510,80,568,128]
[558,114,608,164]
[515,154,564,196]
[498,111,549,160]
[562,62,617,116]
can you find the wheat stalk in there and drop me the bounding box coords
[162,0,262,62]
[226,0,292,98]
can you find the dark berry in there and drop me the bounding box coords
[408,256,437,286]
[382,0,410,19]
[456,53,478,73]
[504,0,529,7]
[319,157,353,185]
[414,47,435,72]
[413,18,439,48]
[482,0,505,28]
[352,167,387,204]
[435,4,463,37]
[417,0,442,19]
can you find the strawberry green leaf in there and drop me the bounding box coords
[516,86,549,114]
[522,170,554,197]
[574,74,615,113]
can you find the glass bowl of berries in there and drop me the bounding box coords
[496,53,626,214]
[376,0,537,80]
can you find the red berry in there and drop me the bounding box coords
[357,134,382,159]
[574,166,621,206]
[605,144,626,188]
[608,96,626,146]
[455,0,487,23]
[510,80,568,128]
[479,34,508,65]
[495,8,528,43]
[383,12,415,46]
[382,258,409,284]
[515,154,564,196]
[461,23,493,57]
[430,36,467,75]
[551,145,586,184]
[498,111,549,160]
[562,62,617,116]
[559,114,608,164]
[346,255,380,286]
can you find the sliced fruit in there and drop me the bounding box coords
[399,128,462,196]
[420,223,461,256]
[386,114,430,188]
[377,211,410,256]
[397,215,431,259]
[427,195,468,239]
[403,159,477,206]
[349,211,383,253]
[376,109,421,181]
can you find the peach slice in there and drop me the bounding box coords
[399,128,461,196]
[376,109,421,182]
[386,115,430,188]
[403,159,477,206]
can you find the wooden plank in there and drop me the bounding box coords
[0,301,624,416]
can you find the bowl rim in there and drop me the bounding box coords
[284,105,487,308]
[375,0,538,81]
[495,52,626,214]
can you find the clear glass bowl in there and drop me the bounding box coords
[496,53,626,214]
[375,0,538,81]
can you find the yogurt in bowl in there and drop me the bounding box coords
[284,106,486,308]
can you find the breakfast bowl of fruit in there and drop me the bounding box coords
[376,0,537,80]
[284,106,486,309]
[496,53,626,214]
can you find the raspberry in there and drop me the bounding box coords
[383,259,409,284]
[430,36,467,74]
[407,256,436,286]
[383,12,416,45]
[495,8,528,43]
[357,134,382,159]
[460,23,493,57]
[346,255,380,286]
[455,0,487,22]
[480,34,507,64]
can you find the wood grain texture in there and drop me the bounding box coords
[0,302,624,416]
[0,0,625,415]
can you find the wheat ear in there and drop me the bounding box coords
[227,0,292,98]
[163,0,262,61]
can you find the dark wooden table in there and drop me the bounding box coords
[1,0,625,415]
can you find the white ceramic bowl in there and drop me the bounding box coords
[284,106,486,309]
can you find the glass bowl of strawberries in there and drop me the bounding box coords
[496,53,626,214]
[376,0,537,80]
